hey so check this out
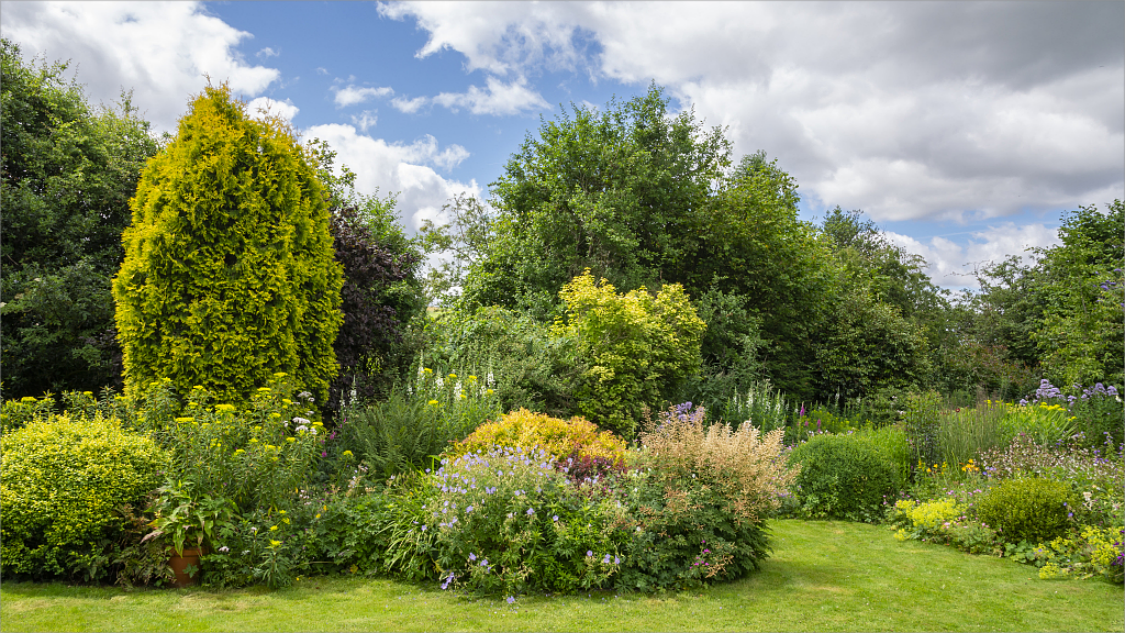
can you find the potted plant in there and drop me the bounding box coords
[143,479,236,587]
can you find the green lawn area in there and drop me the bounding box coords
[2,519,1121,632]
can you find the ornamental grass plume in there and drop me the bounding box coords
[639,404,799,524]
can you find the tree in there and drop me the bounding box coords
[552,271,705,438]
[460,83,731,313]
[0,38,162,398]
[113,84,344,403]
[307,139,426,414]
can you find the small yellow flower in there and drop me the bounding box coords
[249,438,259,443]
[270,539,282,547]
[82,391,93,396]
[283,399,292,405]
[286,437,295,443]
[424,367,433,375]
[193,385,204,390]
[271,412,281,418]
[460,393,467,400]
[428,400,439,406]
[486,389,494,396]
[342,450,353,457]
[315,513,321,519]
[448,373,457,379]
[283,518,290,525]
[20,396,37,402]
[216,404,236,412]
[273,372,288,378]
[467,375,477,381]
[234,449,245,456]
[270,525,279,532]
[175,417,194,424]
[258,387,272,392]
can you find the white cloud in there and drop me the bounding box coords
[391,95,428,114]
[381,1,1124,223]
[432,76,548,116]
[256,46,279,59]
[885,223,1061,289]
[245,96,299,123]
[350,110,378,132]
[0,0,281,133]
[302,124,478,233]
[316,66,329,75]
[333,84,394,107]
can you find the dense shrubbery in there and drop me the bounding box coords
[977,478,1077,545]
[1,412,168,580]
[450,408,626,465]
[788,433,900,522]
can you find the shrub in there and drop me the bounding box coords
[615,404,797,590]
[553,270,705,438]
[977,477,1078,545]
[450,408,626,465]
[1,412,168,579]
[788,433,900,522]
[113,84,343,404]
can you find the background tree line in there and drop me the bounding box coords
[3,41,1120,424]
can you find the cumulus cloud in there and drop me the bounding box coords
[245,96,299,123]
[391,95,428,114]
[885,223,1061,289]
[333,84,394,107]
[381,1,1124,223]
[303,124,478,233]
[432,76,549,116]
[256,46,279,59]
[0,0,281,133]
[350,110,378,132]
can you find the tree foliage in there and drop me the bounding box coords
[113,84,343,403]
[1,38,161,397]
[552,271,705,438]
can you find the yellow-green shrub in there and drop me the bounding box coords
[553,270,705,438]
[1,412,169,579]
[449,408,626,464]
[113,84,343,404]
[891,498,965,535]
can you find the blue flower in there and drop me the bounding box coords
[469,552,477,561]
[507,596,516,604]
[587,550,593,557]
[526,508,535,516]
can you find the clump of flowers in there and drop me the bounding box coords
[424,445,625,597]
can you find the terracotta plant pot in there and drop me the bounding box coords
[169,547,206,588]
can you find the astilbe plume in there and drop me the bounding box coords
[639,403,798,524]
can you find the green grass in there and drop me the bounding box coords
[2,520,1121,632]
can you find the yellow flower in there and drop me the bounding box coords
[82,391,93,396]
[424,367,432,375]
[175,417,194,424]
[486,389,494,396]
[460,393,467,400]
[270,525,279,531]
[270,539,282,547]
[271,412,281,418]
[249,438,259,443]
[193,385,204,390]
[283,399,292,405]
[286,437,296,443]
[467,375,477,382]
[234,449,245,456]
[279,510,286,515]
[428,400,439,406]
[342,450,353,457]
[283,518,290,525]
[273,372,288,378]
[216,404,236,413]
[315,514,321,520]
[448,373,457,379]
[258,387,272,392]
[20,396,37,402]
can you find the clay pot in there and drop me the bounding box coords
[169,547,206,588]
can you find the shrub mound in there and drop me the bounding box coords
[977,477,1077,545]
[788,433,899,522]
[1,412,168,579]
[450,408,626,465]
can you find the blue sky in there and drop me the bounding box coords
[3,1,1122,291]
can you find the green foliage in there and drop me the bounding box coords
[461,83,731,310]
[1,38,161,397]
[1,412,168,579]
[788,433,901,522]
[113,84,343,404]
[1032,202,1124,388]
[420,306,582,417]
[307,139,426,413]
[553,271,705,438]
[935,401,1007,470]
[814,290,932,400]
[977,477,1078,545]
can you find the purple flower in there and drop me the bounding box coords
[526,508,535,516]
[587,550,593,557]
[553,515,559,522]
[507,596,516,604]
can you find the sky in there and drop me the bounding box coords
[2,1,1122,291]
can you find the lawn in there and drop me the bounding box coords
[2,519,1121,632]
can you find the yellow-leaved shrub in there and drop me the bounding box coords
[1,412,168,579]
[449,408,626,464]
